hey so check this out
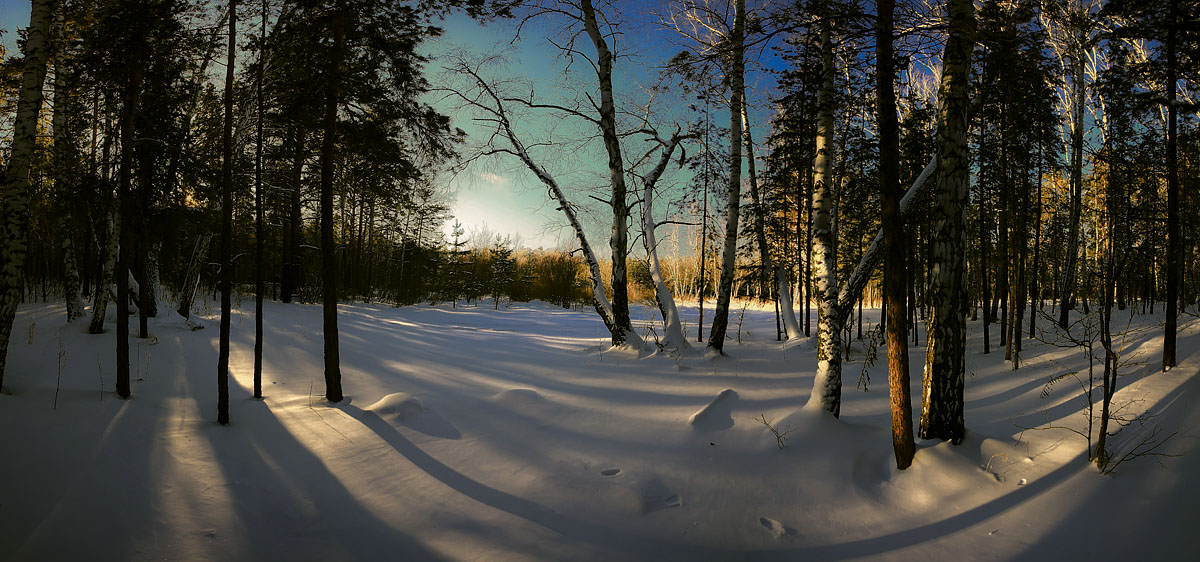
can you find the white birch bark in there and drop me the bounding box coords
[807,22,843,417]
[580,0,638,347]
[641,133,691,352]
[0,0,52,388]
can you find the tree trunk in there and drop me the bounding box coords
[254,0,266,399]
[0,0,51,390]
[708,0,746,355]
[807,21,842,416]
[90,205,119,333]
[581,0,636,347]
[217,0,236,423]
[919,0,972,444]
[1162,0,1178,371]
[321,1,345,402]
[641,134,691,352]
[1058,52,1086,329]
[877,0,914,468]
[281,126,304,304]
[743,102,801,339]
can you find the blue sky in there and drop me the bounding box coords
[0,0,30,55]
[0,1,779,254]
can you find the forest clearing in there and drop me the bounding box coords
[1,298,1196,560]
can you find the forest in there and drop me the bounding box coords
[0,0,1197,559]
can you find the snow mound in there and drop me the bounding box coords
[364,392,424,421]
[863,431,1026,511]
[688,388,739,430]
[491,388,545,406]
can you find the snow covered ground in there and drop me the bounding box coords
[1,297,1197,561]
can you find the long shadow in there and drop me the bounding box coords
[204,382,446,561]
[341,404,745,561]
[745,449,1091,561]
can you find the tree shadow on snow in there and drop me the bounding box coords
[204,380,446,561]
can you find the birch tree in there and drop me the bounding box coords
[0,0,52,391]
[807,17,842,416]
[920,0,973,443]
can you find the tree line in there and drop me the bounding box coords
[0,0,1196,470]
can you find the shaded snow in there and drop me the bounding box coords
[1,298,1198,560]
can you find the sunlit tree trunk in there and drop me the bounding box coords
[877,0,914,468]
[581,0,637,347]
[920,0,973,443]
[807,20,842,416]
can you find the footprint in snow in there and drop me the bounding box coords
[759,517,798,540]
[640,477,683,513]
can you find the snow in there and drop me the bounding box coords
[2,298,1198,560]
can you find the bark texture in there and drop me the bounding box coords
[581,0,637,347]
[807,22,842,416]
[0,0,52,390]
[920,0,973,443]
[877,0,914,468]
[708,0,746,354]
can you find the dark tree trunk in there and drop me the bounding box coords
[321,1,345,402]
[1162,0,1179,371]
[217,0,236,424]
[254,0,266,399]
[707,0,746,354]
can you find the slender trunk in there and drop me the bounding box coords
[708,0,746,353]
[1059,56,1086,329]
[53,25,86,324]
[641,135,691,351]
[321,1,345,402]
[254,0,266,399]
[742,103,801,339]
[1162,0,1178,371]
[1030,154,1043,336]
[0,0,51,390]
[217,0,236,423]
[919,0,972,443]
[877,0,914,468]
[581,0,636,347]
[808,21,842,416]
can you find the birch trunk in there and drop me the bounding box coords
[90,205,119,333]
[807,21,842,416]
[581,0,637,347]
[52,14,85,324]
[707,0,746,355]
[459,64,631,346]
[641,135,691,352]
[920,0,973,443]
[0,0,51,389]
